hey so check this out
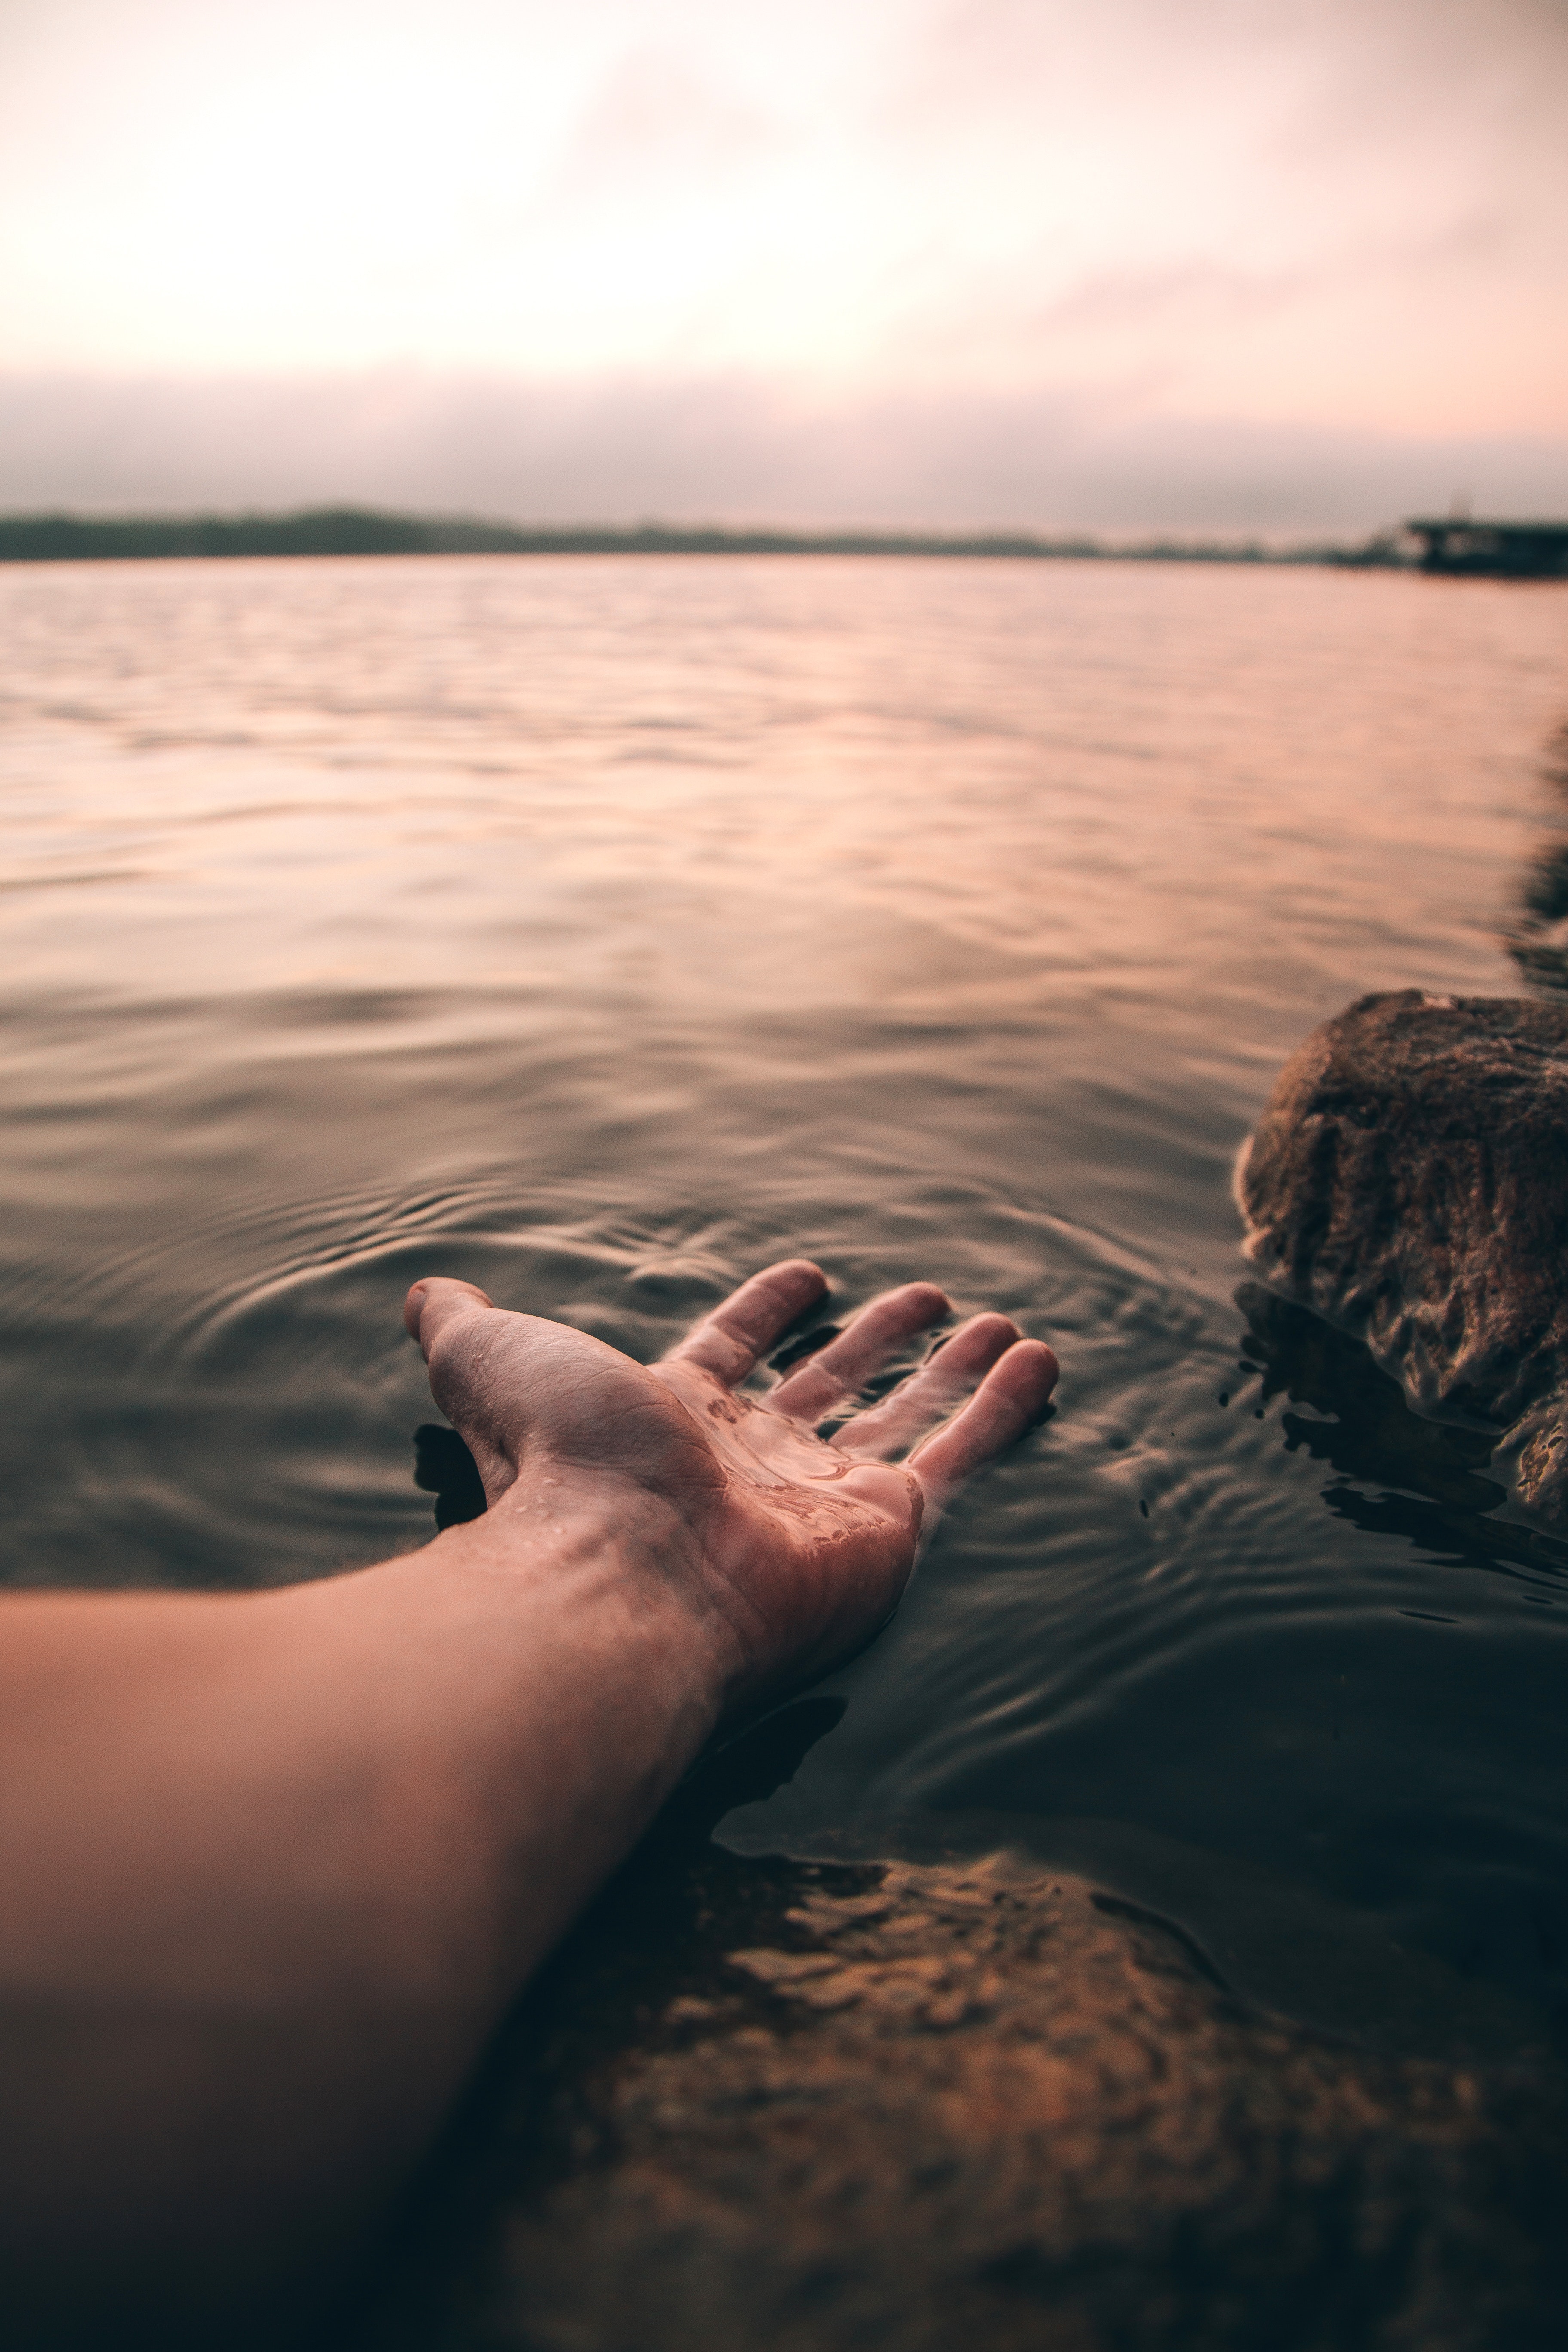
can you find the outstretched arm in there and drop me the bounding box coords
[0,1260,1055,2340]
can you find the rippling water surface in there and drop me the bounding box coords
[4,554,1568,2031]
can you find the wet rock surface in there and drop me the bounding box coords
[1239,989,1568,1522]
[351,1727,1568,2352]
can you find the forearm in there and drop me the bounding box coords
[0,1477,727,2326]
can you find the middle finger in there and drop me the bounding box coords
[765,1281,949,1423]
[828,1311,1023,1459]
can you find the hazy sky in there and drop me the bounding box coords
[2,0,1565,528]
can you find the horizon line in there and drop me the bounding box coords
[0,504,1412,568]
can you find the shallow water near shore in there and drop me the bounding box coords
[3,552,1568,2046]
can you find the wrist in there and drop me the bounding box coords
[433,1460,741,1730]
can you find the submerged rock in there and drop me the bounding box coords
[352,1749,1567,2352]
[1238,988,1568,1522]
[490,1859,1563,2352]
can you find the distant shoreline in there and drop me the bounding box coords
[0,507,1402,568]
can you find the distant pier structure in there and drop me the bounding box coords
[1406,517,1568,579]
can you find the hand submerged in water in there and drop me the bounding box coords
[0,1259,1055,2338]
[404,1259,1058,1715]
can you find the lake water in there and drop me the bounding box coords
[3,553,1568,2039]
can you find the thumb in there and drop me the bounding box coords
[403,1276,496,1356]
[403,1277,522,1506]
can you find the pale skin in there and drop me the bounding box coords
[0,1259,1056,2340]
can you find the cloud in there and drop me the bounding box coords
[0,0,1562,496]
[541,48,789,211]
[2,367,1563,535]
[1033,264,1310,340]
[2,0,1564,419]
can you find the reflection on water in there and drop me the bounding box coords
[1238,1281,1504,1515]
[1507,722,1568,992]
[1239,1281,1568,1590]
[3,554,1568,2037]
[413,1423,488,1531]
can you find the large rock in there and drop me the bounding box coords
[349,1715,1568,2352]
[1238,988,1568,1522]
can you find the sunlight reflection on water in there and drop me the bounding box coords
[3,552,1568,2021]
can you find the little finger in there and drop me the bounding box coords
[907,1339,1058,1510]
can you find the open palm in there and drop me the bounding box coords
[404,1259,1057,1713]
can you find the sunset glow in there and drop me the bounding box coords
[2,0,1565,526]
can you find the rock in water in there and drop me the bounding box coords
[357,1845,1567,2352]
[1238,987,1568,1520]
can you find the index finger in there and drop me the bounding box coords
[664,1259,829,1385]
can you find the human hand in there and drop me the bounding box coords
[403,1261,1057,1716]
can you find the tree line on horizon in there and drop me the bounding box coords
[0,507,1397,567]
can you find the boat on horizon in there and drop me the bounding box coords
[1406,516,1568,579]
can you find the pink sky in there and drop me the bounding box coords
[2,0,1565,529]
